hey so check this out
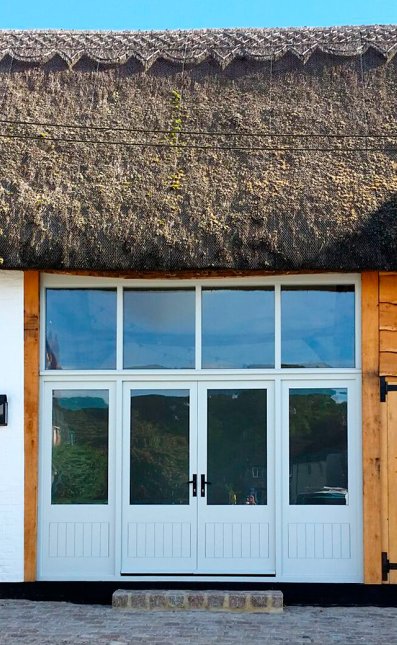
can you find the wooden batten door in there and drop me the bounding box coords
[379,272,397,583]
[385,383,397,583]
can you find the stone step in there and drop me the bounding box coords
[112,589,283,613]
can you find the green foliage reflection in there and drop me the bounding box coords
[51,392,109,504]
[130,392,189,505]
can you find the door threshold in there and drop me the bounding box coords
[121,572,276,577]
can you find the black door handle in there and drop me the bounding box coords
[186,474,197,497]
[201,474,212,497]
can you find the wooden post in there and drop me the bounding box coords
[24,271,40,581]
[362,272,382,583]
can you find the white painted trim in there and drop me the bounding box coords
[195,286,202,371]
[42,272,360,288]
[40,370,362,382]
[274,283,281,369]
[116,285,123,370]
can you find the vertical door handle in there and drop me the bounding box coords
[200,474,212,497]
[187,474,197,497]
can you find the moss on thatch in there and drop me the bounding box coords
[0,27,397,271]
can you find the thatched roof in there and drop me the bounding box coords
[2,25,397,67]
[0,25,397,271]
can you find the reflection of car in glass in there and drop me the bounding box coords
[296,487,347,505]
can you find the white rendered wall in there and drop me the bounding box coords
[0,271,24,581]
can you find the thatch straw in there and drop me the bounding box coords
[0,26,396,271]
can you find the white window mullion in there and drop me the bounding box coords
[195,286,202,370]
[274,284,281,369]
[116,284,123,370]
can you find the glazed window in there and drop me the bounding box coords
[123,289,195,369]
[289,388,348,505]
[51,390,109,505]
[46,289,117,370]
[202,288,275,368]
[207,389,268,505]
[129,389,190,505]
[43,282,357,371]
[281,286,355,368]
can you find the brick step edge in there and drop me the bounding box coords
[112,589,283,613]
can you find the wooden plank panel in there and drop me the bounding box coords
[361,272,382,584]
[380,352,397,377]
[380,274,397,304]
[380,331,397,353]
[24,271,40,581]
[380,303,397,331]
[387,388,397,583]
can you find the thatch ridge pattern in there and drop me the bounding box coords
[1,25,397,68]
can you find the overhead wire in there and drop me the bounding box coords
[0,117,396,139]
[0,131,396,152]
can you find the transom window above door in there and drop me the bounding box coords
[44,280,358,371]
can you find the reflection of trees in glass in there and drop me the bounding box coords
[51,395,109,504]
[289,390,348,505]
[130,393,189,505]
[207,390,267,506]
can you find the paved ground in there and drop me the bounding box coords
[0,600,396,644]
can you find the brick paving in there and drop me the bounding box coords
[0,600,396,644]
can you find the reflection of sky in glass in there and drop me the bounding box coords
[131,389,189,398]
[290,388,347,404]
[46,289,117,369]
[202,289,275,368]
[281,287,355,368]
[124,290,195,369]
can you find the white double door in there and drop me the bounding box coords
[121,381,275,575]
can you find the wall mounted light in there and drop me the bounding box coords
[0,395,8,426]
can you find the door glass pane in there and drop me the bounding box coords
[281,286,355,368]
[124,290,195,369]
[202,289,274,368]
[46,289,117,369]
[51,390,109,504]
[130,390,190,504]
[207,389,267,505]
[289,388,348,505]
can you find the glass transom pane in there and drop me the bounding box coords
[207,389,267,505]
[289,388,348,505]
[51,390,109,504]
[281,286,355,368]
[124,290,195,369]
[129,390,190,505]
[46,289,116,370]
[202,289,275,369]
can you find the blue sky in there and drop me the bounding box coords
[2,0,397,30]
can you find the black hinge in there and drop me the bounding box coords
[382,552,397,581]
[380,376,397,402]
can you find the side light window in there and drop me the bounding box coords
[289,388,348,505]
[51,390,109,505]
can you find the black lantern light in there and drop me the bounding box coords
[0,395,8,426]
